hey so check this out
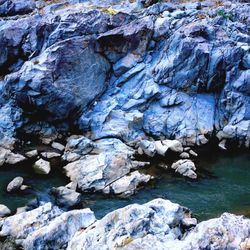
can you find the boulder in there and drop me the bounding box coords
[33,159,51,175]
[41,152,61,159]
[25,150,38,158]
[171,160,197,179]
[6,177,24,193]
[51,142,65,152]
[103,171,152,196]
[50,186,81,208]
[0,204,11,218]
[0,202,96,250]
[64,138,149,194]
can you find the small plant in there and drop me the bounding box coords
[101,6,119,15]
[217,9,234,21]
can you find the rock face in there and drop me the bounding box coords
[0,202,96,250]
[67,199,250,250]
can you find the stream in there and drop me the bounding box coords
[0,151,249,221]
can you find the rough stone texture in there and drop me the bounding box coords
[50,186,81,208]
[64,138,149,194]
[171,159,197,179]
[0,202,96,250]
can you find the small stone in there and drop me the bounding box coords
[180,152,190,159]
[218,140,227,150]
[25,150,38,158]
[171,160,197,179]
[41,152,61,159]
[0,204,11,217]
[20,185,30,191]
[158,163,168,170]
[189,150,198,157]
[51,142,65,152]
[162,139,183,153]
[5,152,26,165]
[7,177,24,193]
[155,141,168,156]
[33,159,51,175]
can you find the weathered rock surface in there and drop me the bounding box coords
[0,202,96,250]
[50,186,81,208]
[64,138,150,195]
[6,176,24,192]
[171,159,197,179]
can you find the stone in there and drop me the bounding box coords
[138,140,156,157]
[0,204,11,218]
[179,152,190,159]
[0,202,96,250]
[51,142,65,152]
[103,171,152,196]
[0,147,26,166]
[41,152,61,159]
[154,141,169,156]
[218,139,227,150]
[6,177,24,193]
[171,160,197,179]
[50,186,81,208]
[25,150,38,158]
[33,159,51,175]
[162,139,183,153]
[189,149,198,157]
[65,138,149,194]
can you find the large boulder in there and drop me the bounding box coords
[0,202,96,250]
[64,138,149,194]
[4,36,110,122]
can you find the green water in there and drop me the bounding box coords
[85,152,250,220]
[0,152,249,221]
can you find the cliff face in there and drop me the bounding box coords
[0,0,249,149]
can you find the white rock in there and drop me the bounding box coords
[162,139,183,153]
[154,140,168,156]
[7,177,24,192]
[41,152,61,159]
[67,199,190,250]
[171,160,197,179]
[179,152,190,159]
[104,171,152,196]
[33,159,51,175]
[189,150,198,157]
[138,140,156,157]
[25,150,38,158]
[51,142,65,152]
[0,204,11,217]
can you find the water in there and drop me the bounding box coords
[0,152,249,221]
[84,152,250,221]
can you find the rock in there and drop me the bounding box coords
[218,139,227,150]
[25,150,38,158]
[162,139,183,153]
[20,185,30,191]
[181,217,197,228]
[64,138,149,194]
[51,142,65,152]
[138,140,156,157]
[67,198,192,250]
[154,140,168,156]
[171,160,197,179]
[179,152,190,159]
[50,186,81,208]
[33,159,51,175]
[41,152,61,159]
[0,147,26,166]
[0,204,11,218]
[6,177,24,193]
[189,149,198,157]
[63,136,94,162]
[103,171,152,196]
[0,202,96,250]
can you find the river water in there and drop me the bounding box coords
[0,152,249,221]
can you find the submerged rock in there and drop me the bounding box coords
[6,176,24,193]
[171,160,197,179]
